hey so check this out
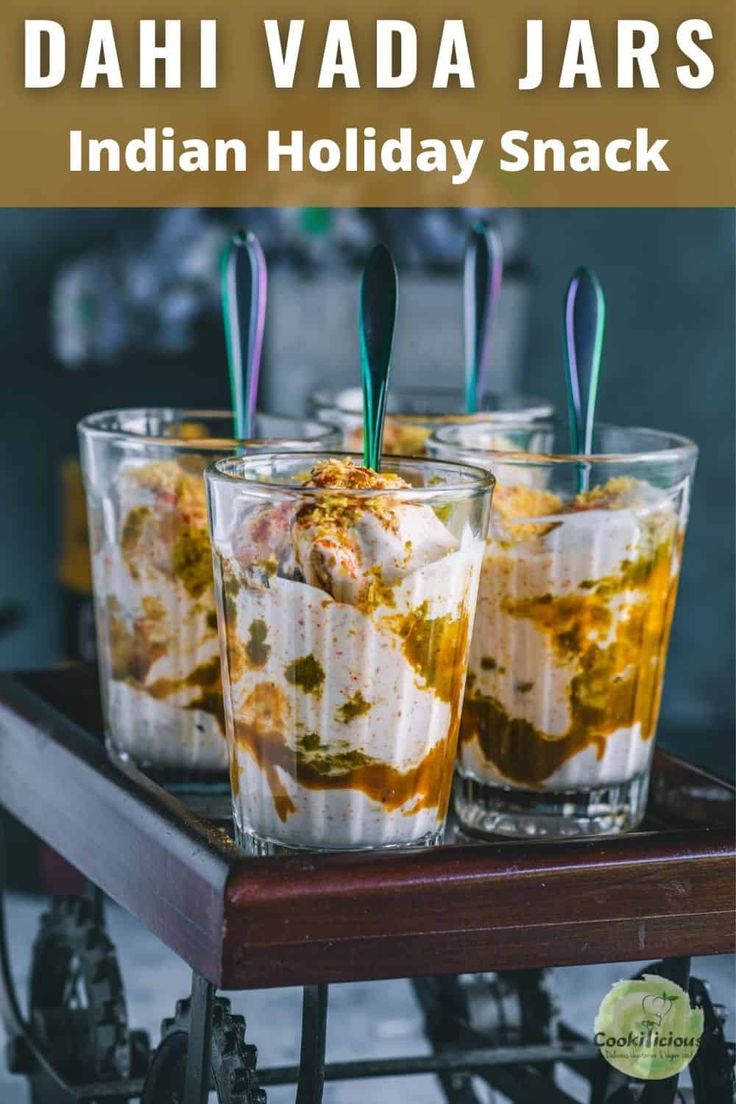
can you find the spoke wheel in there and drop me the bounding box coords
[141,995,266,1104]
[29,896,132,1085]
[413,969,558,1103]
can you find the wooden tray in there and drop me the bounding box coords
[0,667,733,991]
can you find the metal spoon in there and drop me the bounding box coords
[220,230,268,441]
[464,223,504,414]
[359,244,399,471]
[564,266,606,488]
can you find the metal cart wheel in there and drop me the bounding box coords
[29,896,131,1086]
[413,968,560,1103]
[141,989,265,1104]
[142,978,330,1104]
[2,886,149,1103]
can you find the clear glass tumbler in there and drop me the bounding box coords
[205,451,494,854]
[429,422,698,838]
[312,386,553,456]
[78,409,340,774]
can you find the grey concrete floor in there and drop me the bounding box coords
[0,893,733,1102]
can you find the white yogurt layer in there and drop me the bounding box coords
[92,460,228,770]
[227,541,480,849]
[106,680,226,770]
[461,478,680,792]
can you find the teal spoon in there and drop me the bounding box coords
[564,267,606,489]
[359,245,399,471]
[464,223,504,414]
[220,230,268,440]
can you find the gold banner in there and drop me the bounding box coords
[1,0,733,205]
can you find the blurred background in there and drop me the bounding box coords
[0,206,733,770]
[0,207,733,1102]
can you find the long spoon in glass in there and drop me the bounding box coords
[359,244,399,471]
[464,223,503,414]
[564,266,606,491]
[220,230,268,441]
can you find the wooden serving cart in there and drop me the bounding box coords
[0,668,733,1104]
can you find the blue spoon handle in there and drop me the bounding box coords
[464,223,503,414]
[564,267,605,457]
[360,245,399,471]
[221,231,268,441]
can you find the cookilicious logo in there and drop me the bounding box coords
[594,974,704,1080]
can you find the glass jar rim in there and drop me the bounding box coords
[312,385,553,421]
[430,420,698,466]
[78,407,338,452]
[207,450,496,500]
